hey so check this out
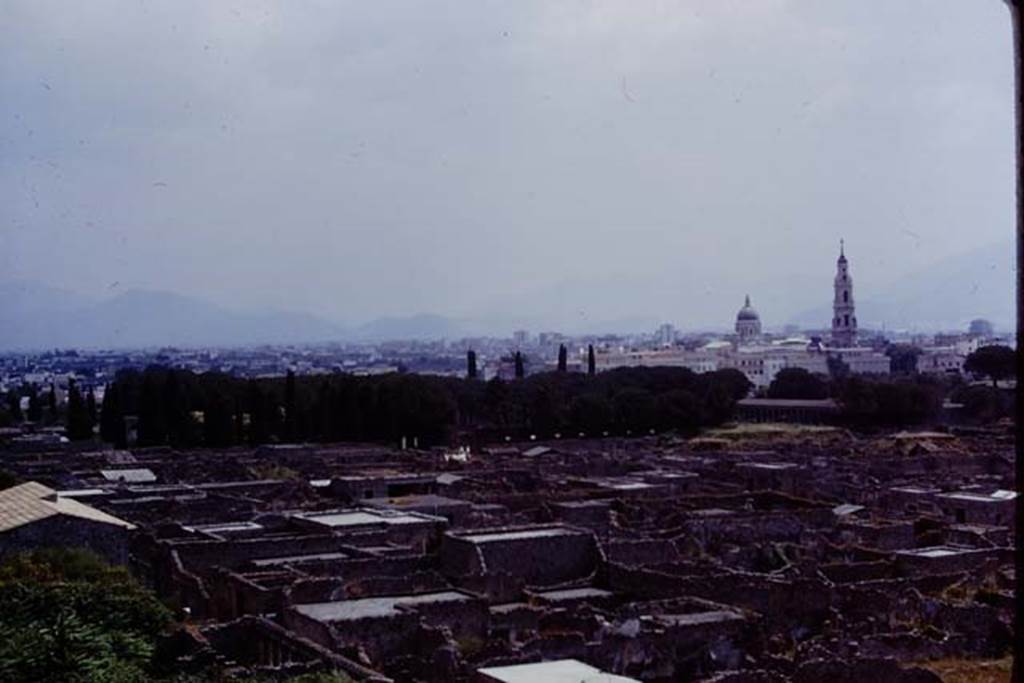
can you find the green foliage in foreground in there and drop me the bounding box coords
[0,549,358,683]
[0,548,172,683]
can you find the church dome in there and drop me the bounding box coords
[736,295,760,322]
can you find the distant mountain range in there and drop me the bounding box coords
[0,280,668,350]
[0,281,493,350]
[0,282,348,350]
[0,238,1014,351]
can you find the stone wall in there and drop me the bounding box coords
[440,527,600,586]
[0,516,130,565]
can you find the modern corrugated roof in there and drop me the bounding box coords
[0,481,135,534]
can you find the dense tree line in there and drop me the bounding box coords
[4,344,1014,443]
[950,384,1015,423]
[97,365,752,449]
[832,375,945,427]
[766,367,952,427]
[0,383,67,431]
[763,345,1020,427]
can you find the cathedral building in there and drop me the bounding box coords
[735,295,762,343]
[591,240,890,387]
[831,240,857,347]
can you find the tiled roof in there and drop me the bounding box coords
[0,481,135,534]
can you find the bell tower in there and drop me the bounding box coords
[831,240,857,347]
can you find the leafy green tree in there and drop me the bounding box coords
[202,393,234,448]
[836,377,941,427]
[137,372,166,446]
[47,383,58,422]
[557,344,568,373]
[956,385,1008,423]
[66,379,94,441]
[568,393,612,434]
[467,350,477,379]
[27,387,43,423]
[525,376,566,435]
[263,388,282,441]
[283,370,297,442]
[656,389,703,434]
[279,673,354,683]
[587,344,596,376]
[767,368,828,400]
[5,392,22,423]
[835,376,877,424]
[698,381,735,426]
[100,383,126,446]
[514,352,525,379]
[246,381,269,445]
[86,388,98,426]
[964,344,1016,387]
[885,344,922,374]
[230,400,242,444]
[613,388,656,433]
[708,368,752,400]
[162,371,190,447]
[484,376,520,431]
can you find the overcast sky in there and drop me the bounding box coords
[0,1,1015,332]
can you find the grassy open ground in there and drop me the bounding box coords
[704,422,841,437]
[915,657,1013,683]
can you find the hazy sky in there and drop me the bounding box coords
[1,1,1015,331]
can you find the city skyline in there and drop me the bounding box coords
[0,234,1014,351]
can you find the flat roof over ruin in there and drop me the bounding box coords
[301,511,383,527]
[184,521,264,534]
[367,494,469,508]
[477,658,639,683]
[890,486,940,494]
[552,500,610,509]
[938,490,1017,503]
[657,609,746,627]
[737,462,800,470]
[294,591,472,623]
[100,468,157,483]
[598,480,653,490]
[895,545,985,559]
[252,551,348,567]
[294,508,444,528]
[458,527,579,543]
[689,508,735,517]
[534,587,613,602]
[56,488,110,498]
